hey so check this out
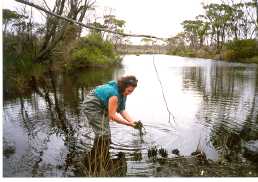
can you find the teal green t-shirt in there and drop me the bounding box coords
[94,80,126,112]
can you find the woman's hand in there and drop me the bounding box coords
[129,121,137,128]
[132,120,143,129]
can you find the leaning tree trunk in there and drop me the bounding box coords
[255,0,258,47]
[37,0,66,61]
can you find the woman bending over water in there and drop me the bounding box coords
[83,75,138,136]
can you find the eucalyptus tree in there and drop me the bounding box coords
[87,22,107,38]
[202,3,237,49]
[167,32,187,53]
[2,8,39,58]
[2,9,27,36]
[231,1,256,39]
[181,20,199,48]
[226,3,244,40]
[250,0,258,44]
[195,16,210,47]
[220,0,257,52]
[219,0,257,39]
[181,19,209,48]
[255,0,258,44]
[239,0,257,39]
[103,15,126,48]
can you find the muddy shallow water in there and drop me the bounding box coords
[3,55,258,177]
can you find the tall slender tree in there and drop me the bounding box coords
[254,0,258,44]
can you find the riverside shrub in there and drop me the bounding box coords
[71,33,120,68]
[224,39,257,61]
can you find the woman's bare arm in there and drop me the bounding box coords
[108,96,134,127]
[120,110,136,124]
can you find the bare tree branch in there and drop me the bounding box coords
[15,0,167,42]
[42,0,51,12]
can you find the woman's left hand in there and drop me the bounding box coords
[129,121,137,128]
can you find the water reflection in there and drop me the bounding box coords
[181,62,258,162]
[3,55,258,177]
[3,66,118,176]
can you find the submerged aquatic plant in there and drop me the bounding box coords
[148,146,158,158]
[158,147,168,158]
[172,149,180,156]
[191,137,208,164]
[132,152,142,161]
[134,120,146,136]
[148,146,169,159]
[134,120,143,129]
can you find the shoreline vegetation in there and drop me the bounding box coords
[166,39,258,64]
[116,42,258,64]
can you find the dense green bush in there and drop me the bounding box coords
[71,33,121,68]
[223,39,258,61]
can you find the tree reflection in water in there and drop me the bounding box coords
[182,63,258,163]
[28,67,127,176]
[4,64,124,176]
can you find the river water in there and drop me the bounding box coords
[3,55,258,177]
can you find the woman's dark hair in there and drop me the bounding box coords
[117,75,138,93]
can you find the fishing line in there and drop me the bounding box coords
[152,54,176,124]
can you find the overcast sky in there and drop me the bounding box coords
[2,0,219,43]
[95,0,218,37]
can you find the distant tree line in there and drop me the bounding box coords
[167,0,258,62]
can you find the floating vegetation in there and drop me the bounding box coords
[191,150,208,165]
[191,137,208,165]
[134,120,146,136]
[132,152,142,161]
[158,147,168,158]
[116,152,126,159]
[148,146,168,159]
[148,146,158,158]
[172,149,180,156]
[134,120,143,129]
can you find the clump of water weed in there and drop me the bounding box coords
[158,147,168,158]
[172,149,180,156]
[148,146,158,158]
[191,137,208,165]
[132,152,142,161]
[134,120,143,129]
[134,120,146,136]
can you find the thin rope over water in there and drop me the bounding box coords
[152,55,176,124]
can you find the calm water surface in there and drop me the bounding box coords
[3,55,258,176]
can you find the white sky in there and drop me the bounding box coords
[2,0,219,43]
[95,0,217,38]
